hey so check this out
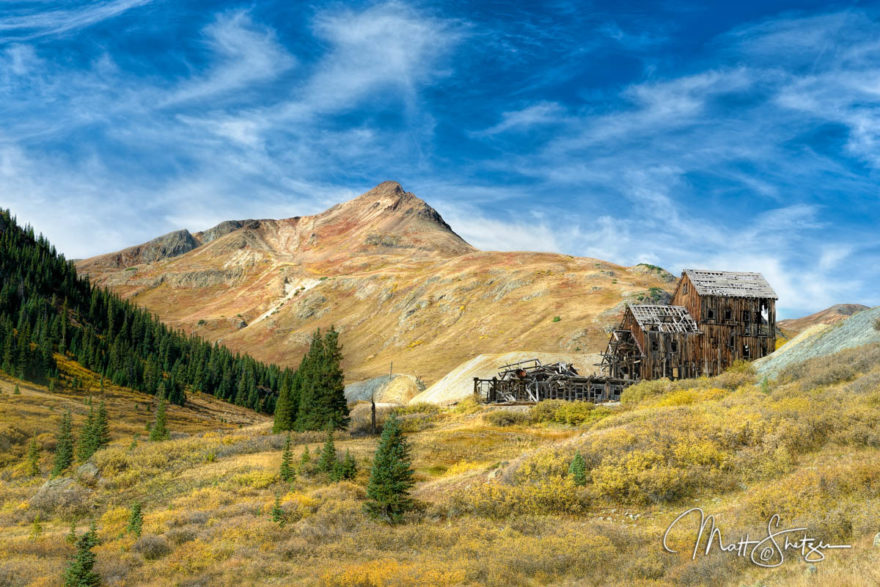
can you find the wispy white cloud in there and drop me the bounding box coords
[163,11,296,107]
[2,2,880,317]
[0,0,152,42]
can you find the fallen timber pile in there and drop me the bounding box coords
[473,358,632,404]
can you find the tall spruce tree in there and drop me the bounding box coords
[319,327,349,430]
[149,396,168,441]
[63,522,100,587]
[52,410,74,476]
[77,405,97,462]
[318,426,336,473]
[364,414,415,523]
[93,401,110,448]
[294,329,324,431]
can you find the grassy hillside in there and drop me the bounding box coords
[1,347,878,585]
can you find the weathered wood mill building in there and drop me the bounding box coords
[602,269,777,381]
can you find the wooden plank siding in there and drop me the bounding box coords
[620,305,704,380]
[671,273,776,376]
[604,270,778,382]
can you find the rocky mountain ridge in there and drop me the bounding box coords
[77,182,679,384]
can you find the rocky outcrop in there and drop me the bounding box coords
[30,477,91,517]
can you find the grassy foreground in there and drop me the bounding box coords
[1,350,879,586]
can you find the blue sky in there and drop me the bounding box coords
[2,1,879,318]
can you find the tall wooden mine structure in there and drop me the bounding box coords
[602,269,777,381]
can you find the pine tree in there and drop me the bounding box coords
[294,330,324,431]
[279,432,294,483]
[569,452,587,487]
[63,522,100,587]
[52,410,74,476]
[364,414,415,523]
[272,383,291,433]
[126,502,142,538]
[77,405,97,462]
[149,397,168,441]
[93,401,110,448]
[319,327,349,430]
[318,426,336,473]
[270,495,285,527]
[14,383,20,395]
[27,435,40,476]
[334,450,357,482]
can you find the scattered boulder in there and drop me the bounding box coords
[75,462,100,486]
[29,477,91,517]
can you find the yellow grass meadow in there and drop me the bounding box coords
[1,350,879,585]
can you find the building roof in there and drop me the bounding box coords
[627,304,701,334]
[683,269,778,299]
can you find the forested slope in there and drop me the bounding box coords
[0,209,287,413]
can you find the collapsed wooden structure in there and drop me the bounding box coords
[473,359,630,404]
[475,269,778,404]
[601,269,777,381]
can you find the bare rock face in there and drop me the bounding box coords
[80,229,200,270]
[75,462,101,486]
[30,477,91,517]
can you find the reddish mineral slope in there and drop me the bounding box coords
[78,182,675,384]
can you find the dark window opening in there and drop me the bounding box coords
[707,308,715,320]
[743,310,750,323]
[743,344,751,359]
[652,339,659,352]
[683,282,689,295]
[671,341,678,353]
[724,308,732,321]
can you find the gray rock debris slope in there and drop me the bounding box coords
[755,306,880,379]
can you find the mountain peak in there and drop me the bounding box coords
[320,181,472,255]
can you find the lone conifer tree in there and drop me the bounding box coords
[94,401,110,448]
[364,414,414,523]
[52,410,74,476]
[149,396,168,441]
[77,405,97,462]
[270,495,285,526]
[569,452,588,487]
[126,502,142,537]
[63,522,100,587]
[279,432,294,482]
[27,436,40,476]
[318,426,336,473]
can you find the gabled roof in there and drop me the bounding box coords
[683,269,778,299]
[627,304,701,334]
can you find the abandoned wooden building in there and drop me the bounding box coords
[602,269,777,381]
